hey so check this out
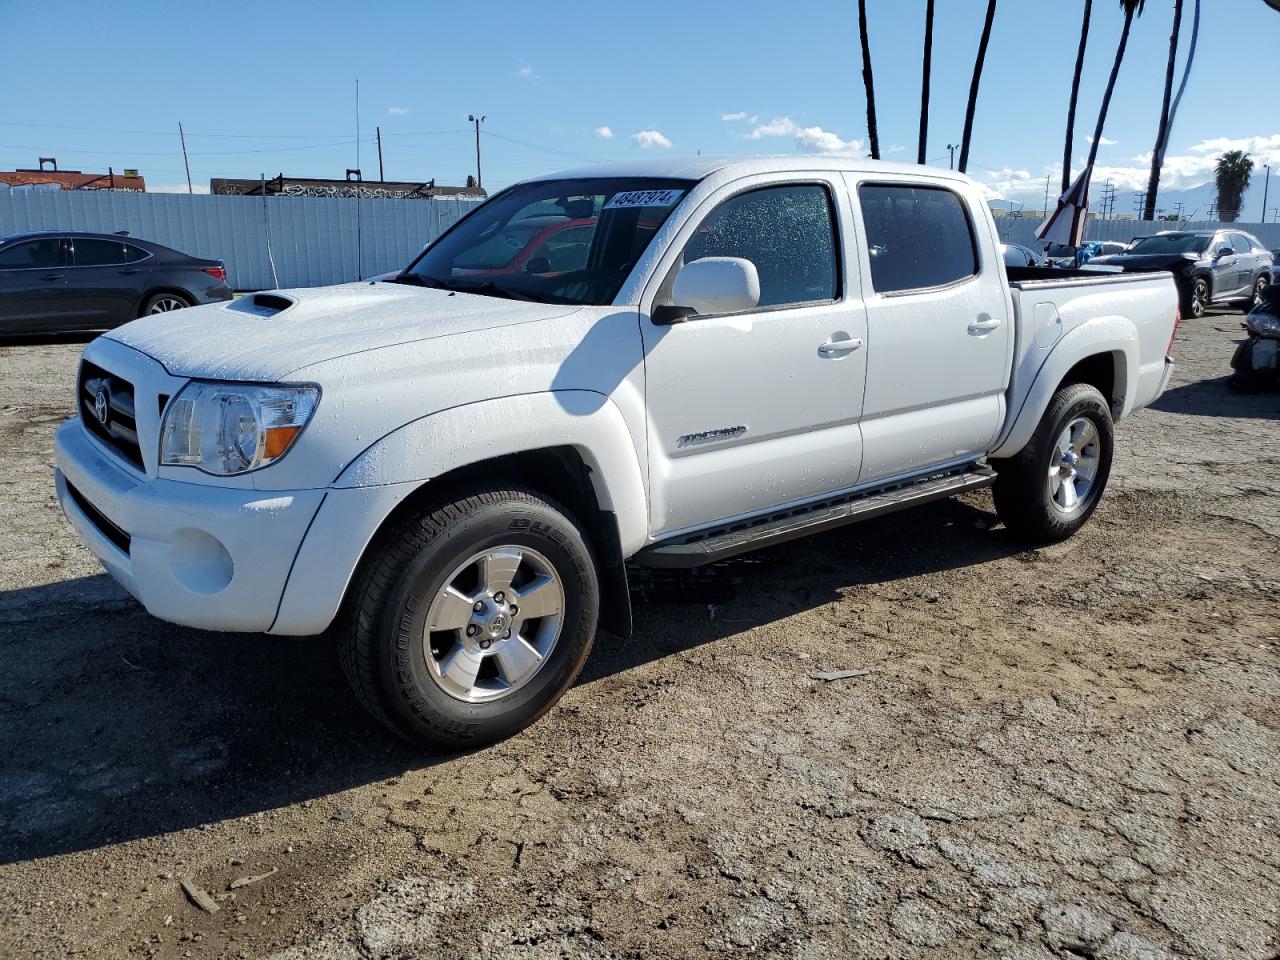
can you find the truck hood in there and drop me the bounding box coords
[1089,253,1192,272]
[105,282,583,381]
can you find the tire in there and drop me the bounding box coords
[1244,274,1269,314]
[140,292,192,316]
[1184,276,1209,318]
[991,383,1114,544]
[338,485,600,749]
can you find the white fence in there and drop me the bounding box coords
[0,189,484,290]
[994,216,1280,251]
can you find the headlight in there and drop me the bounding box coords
[160,381,319,475]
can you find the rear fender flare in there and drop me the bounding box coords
[990,316,1137,460]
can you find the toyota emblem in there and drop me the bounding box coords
[94,387,110,427]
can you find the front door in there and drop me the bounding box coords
[641,178,868,536]
[0,237,70,333]
[1209,234,1242,299]
[846,177,1013,483]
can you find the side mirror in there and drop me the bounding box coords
[661,257,761,322]
[1214,246,1232,259]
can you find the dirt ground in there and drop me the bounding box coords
[1,309,1277,960]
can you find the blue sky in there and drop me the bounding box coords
[1,0,1277,217]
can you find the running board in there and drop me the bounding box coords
[634,466,996,569]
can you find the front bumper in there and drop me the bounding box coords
[55,418,325,633]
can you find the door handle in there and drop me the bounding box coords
[968,315,1002,334]
[818,337,863,356]
[42,274,64,281]
[119,268,142,275]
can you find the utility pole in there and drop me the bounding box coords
[468,114,486,188]
[1043,172,1051,218]
[1133,192,1147,219]
[178,122,192,195]
[1261,164,1271,224]
[376,126,384,181]
[1173,200,1185,221]
[946,144,957,170]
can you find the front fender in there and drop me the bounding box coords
[335,390,649,556]
[990,315,1137,460]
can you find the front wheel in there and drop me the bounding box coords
[991,383,1114,544]
[338,486,600,749]
[1184,276,1209,318]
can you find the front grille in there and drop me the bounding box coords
[79,360,144,470]
[66,481,131,554]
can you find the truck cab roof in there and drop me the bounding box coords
[523,155,976,187]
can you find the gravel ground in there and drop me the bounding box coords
[0,311,1277,960]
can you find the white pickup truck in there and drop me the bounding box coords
[54,158,1178,747]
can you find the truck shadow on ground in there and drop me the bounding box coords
[1151,374,1280,420]
[0,496,1013,865]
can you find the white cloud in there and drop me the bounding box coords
[746,116,863,155]
[595,125,614,140]
[886,144,906,155]
[516,66,541,80]
[631,129,673,150]
[977,133,1280,204]
[1086,135,1117,146]
[386,106,411,116]
[721,111,747,122]
[148,184,211,194]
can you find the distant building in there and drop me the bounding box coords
[0,159,145,192]
[209,174,485,200]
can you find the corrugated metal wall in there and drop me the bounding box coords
[995,217,1280,251]
[0,190,483,290]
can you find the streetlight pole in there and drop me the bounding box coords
[468,114,486,188]
[1261,164,1271,224]
[946,143,957,169]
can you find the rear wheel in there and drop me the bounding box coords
[992,383,1114,544]
[1245,274,1269,313]
[140,292,192,316]
[338,486,600,749]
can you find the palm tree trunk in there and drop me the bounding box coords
[1143,0,1183,220]
[957,0,998,174]
[858,0,880,160]
[1062,0,1093,193]
[1160,0,1200,166]
[918,0,935,165]
[1086,6,1138,172]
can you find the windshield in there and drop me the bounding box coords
[402,177,694,305]
[1128,234,1211,255]
[1045,244,1076,258]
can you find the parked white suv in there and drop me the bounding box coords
[55,158,1178,747]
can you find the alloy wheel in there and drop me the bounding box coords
[1047,416,1101,514]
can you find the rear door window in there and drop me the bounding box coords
[72,238,130,266]
[0,237,67,270]
[858,184,978,293]
[681,183,839,308]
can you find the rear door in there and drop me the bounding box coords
[1209,233,1242,298]
[66,237,149,328]
[1232,234,1264,293]
[0,237,71,333]
[845,176,1013,483]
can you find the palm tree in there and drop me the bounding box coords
[918,0,935,165]
[858,0,880,159]
[1215,151,1253,222]
[1150,0,1201,210]
[957,0,998,174]
[1062,0,1093,193]
[1143,0,1184,221]
[1085,0,1147,173]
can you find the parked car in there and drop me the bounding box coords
[1090,229,1273,317]
[1271,249,1280,286]
[1043,241,1128,268]
[1000,242,1042,267]
[0,231,232,335]
[54,158,1178,748]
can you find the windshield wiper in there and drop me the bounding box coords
[384,273,440,288]
[439,280,538,302]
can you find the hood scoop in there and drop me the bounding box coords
[226,292,297,319]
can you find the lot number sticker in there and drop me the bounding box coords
[604,189,685,209]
